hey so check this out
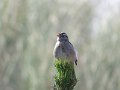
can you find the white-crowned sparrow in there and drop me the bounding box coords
[53,32,78,65]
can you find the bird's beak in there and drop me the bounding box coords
[57,33,60,37]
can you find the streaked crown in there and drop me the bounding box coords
[57,32,69,41]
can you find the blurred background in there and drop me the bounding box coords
[0,0,120,90]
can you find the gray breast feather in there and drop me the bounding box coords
[53,41,77,63]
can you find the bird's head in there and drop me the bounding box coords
[57,32,69,41]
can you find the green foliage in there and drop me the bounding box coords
[54,60,77,90]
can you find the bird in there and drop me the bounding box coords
[53,32,78,65]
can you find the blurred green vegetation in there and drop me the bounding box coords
[54,60,77,90]
[0,0,120,90]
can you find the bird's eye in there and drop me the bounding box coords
[63,35,65,37]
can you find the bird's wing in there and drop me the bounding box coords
[69,41,78,59]
[69,41,78,65]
